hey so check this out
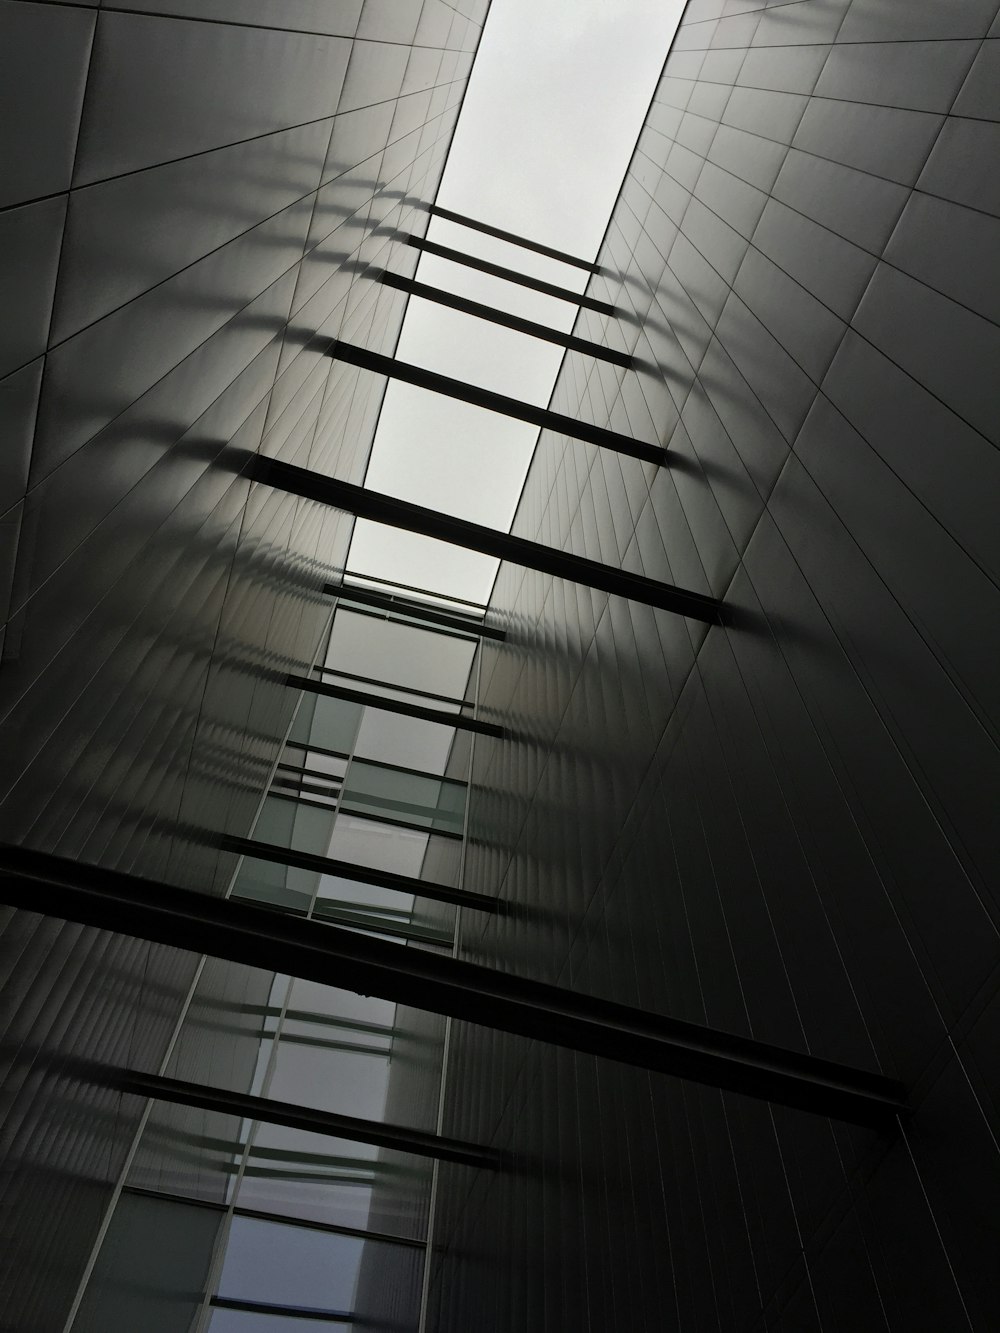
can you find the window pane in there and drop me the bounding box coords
[325,813,435,879]
[266,1032,389,1118]
[325,607,475,698]
[314,873,418,919]
[352,709,456,772]
[127,967,287,1199]
[233,1124,378,1231]
[341,760,466,834]
[236,799,337,909]
[74,1192,224,1333]
[216,1216,364,1310]
[209,1312,350,1331]
[288,692,363,756]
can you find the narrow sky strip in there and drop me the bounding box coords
[347,0,687,603]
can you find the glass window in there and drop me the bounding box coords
[263,978,394,1119]
[288,692,362,757]
[266,1029,390,1119]
[325,607,475,699]
[341,759,466,834]
[352,708,456,772]
[314,871,417,918]
[325,813,432,878]
[236,799,339,910]
[209,1312,350,1331]
[73,1192,224,1333]
[234,1125,379,1231]
[216,1216,365,1311]
[127,970,289,1199]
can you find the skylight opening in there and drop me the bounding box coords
[346,0,686,604]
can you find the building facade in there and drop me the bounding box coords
[0,2,487,1328]
[2,0,1000,1331]
[429,2,1000,1329]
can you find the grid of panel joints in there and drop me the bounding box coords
[442,2,1000,1331]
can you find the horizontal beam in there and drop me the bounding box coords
[427,204,598,272]
[250,458,724,623]
[0,847,908,1128]
[328,582,506,641]
[405,233,615,315]
[287,673,504,738]
[118,1069,501,1169]
[221,834,505,913]
[210,1298,355,1322]
[325,339,662,466]
[378,271,631,367]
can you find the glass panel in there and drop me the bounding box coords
[266,1024,389,1117]
[325,813,435,879]
[209,1312,350,1331]
[236,800,338,909]
[271,747,346,809]
[216,1216,365,1310]
[232,1125,379,1231]
[127,968,287,1199]
[352,708,456,772]
[288,692,362,756]
[265,979,393,1118]
[73,1192,224,1333]
[325,607,476,699]
[314,872,418,919]
[310,889,453,946]
[341,759,466,834]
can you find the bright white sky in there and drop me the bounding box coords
[346,0,685,603]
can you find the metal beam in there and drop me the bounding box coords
[210,1299,355,1322]
[249,458,724,623]
[287,673,504,739]
[378,271,631,367]
[427,204,598,273]
[405,234,615,315]
[327,582,506,642]
[325,339,662,466]
[0,846,908,1128]
[220,834,505,913]
[118,1069,501,1169]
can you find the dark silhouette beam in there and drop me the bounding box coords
[118,1070,501,1168]
[248,458,724,624]
[426,204,598,272]
[286,673,504,738]
[327,582,506,642]
[0,846,908,1128]
[324,339,662,465]
[378,270,631,367]
[220,834,505,913]
[404,233,614,314]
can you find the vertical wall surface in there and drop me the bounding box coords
[0,3,488,1328]
[432,1,1000,1330]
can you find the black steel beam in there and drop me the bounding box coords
[378,270,631,367]
[210,1299,354,1322]
[327,581,506,641]
[287,673,504,738]
[427,204,598,272]
[221,834,504,913]
[325,339,661,465]
[405,233,615,315]
[250,458,724,624]
[118,1069,501,1168]
[0,846,908,1128]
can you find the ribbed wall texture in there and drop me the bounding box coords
[432,2,1000,1330]
[0,3,488,1328]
